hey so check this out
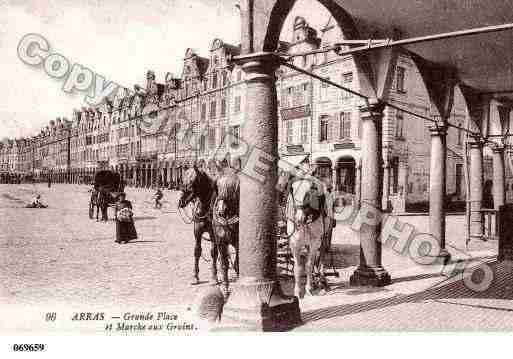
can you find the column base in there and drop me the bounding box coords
[221,278,301,331]
[350,266,391,287]
[438,249,451,265]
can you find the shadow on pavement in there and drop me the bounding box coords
[297,260,513,328]
[125,240,164,244]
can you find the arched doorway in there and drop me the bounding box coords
[335,156,356,194]
[313,156,333,185]
[226,0,392,329]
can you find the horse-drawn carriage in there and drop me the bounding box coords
[88,170,124,220]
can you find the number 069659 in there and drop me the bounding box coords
[12,344,45,352]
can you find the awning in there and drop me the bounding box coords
[278,154,309,172]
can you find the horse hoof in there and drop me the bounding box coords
[191,277,200,286]
[210,278,219,286]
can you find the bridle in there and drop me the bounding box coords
[178,169,216,224]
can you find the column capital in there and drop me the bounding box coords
[231,52,282,83]
[359,99,385,120]
[429,123,448,137]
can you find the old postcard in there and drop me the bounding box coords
[1,0,513,352]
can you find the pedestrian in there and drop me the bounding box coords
[115,192,137,244]
[47,176,51,188]
[153,187,163,209]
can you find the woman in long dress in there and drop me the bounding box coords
[115,193,137,244]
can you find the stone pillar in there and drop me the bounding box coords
[167,163,172,188]
[350,101,391,287]
[149,163,154,188]
[354,158,362,209]
[493,145,506,210]
[382,159,391,212]
[429,124,451,263]
[395,157,409,213]
[468,139,484,239]
[222,53,300,331]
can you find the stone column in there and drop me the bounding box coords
[382,159,391,212]
[222,53,300,331]
[429,124,451,263]
[493,145,506,210]
[354,158,362,209]
[396,157,409,213]
[150,163,154,187]
[350,101,391,287]
[468,139,484,239]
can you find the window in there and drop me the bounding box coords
[320,78,329,101]
[208,127,216,149]
[396,110,404,138]
[232,125,240,146]
[286,120,293,144]
[301,118,308,144]
[455,163,463,197]
[212,73,218,89]
[199,135,206,153]
[396,66,406,93]
[457,123,463,145]
[210,100,217,118]
[234,96,241,113]
[342,72,353,99]
[203,80,207,91]
[340,112,351,139]
[219,127,227,147]
[220,98,227,117]
[222,72,228,87]
[237,71,242,82]
[201,103,207,121]
[319,116,329,142]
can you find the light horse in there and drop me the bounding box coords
[212,166,240,293]
[178,166,219,285]
[286,175,331,298]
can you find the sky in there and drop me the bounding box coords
[0,0,331,140]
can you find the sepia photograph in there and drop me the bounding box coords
[1,0,513,354]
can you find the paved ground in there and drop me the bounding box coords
[0,183,511,332]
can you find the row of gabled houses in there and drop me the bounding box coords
[2,16,512,209]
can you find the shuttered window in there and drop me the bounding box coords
[319,116,329,142]
[301,118,308,144]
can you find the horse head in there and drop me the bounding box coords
[178,167,214,209]
[290,178,324,225]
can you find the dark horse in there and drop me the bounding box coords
[178,166,219,285]
[212,166,240,292]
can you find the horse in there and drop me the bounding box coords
[178,166,219,285]
[286,176,331,298]
[97,189,112,221]
[212,166,240,293]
